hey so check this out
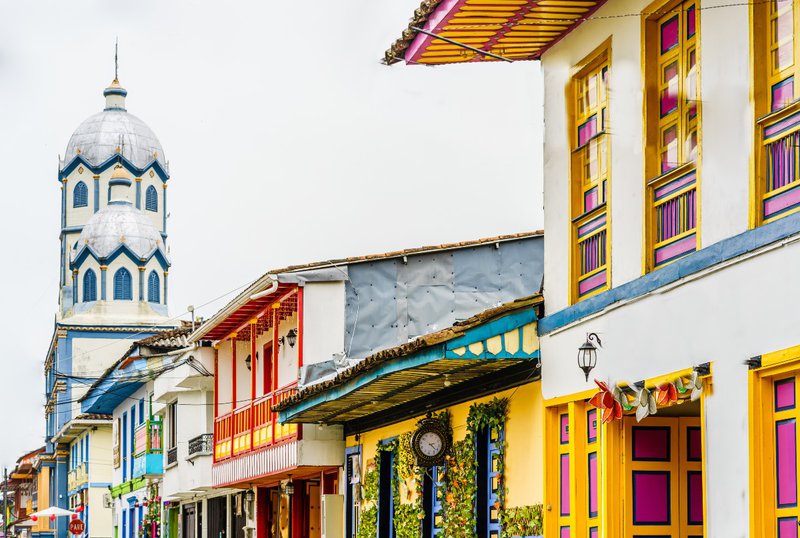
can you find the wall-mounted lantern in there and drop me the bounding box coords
[577,333,602,381]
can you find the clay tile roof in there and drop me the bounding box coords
[273,293,543,412]
[73,413,113,421]
[135,326,193,350]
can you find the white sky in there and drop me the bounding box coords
[0,1,542,467]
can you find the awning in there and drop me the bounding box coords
[276,296,542,430]
[385,0,609,65]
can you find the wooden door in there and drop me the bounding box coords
[623,417,703,537]
[307,483,321,538]
[772,374,800,537]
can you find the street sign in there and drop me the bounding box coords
[68,519,85,535]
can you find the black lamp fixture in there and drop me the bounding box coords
[244,351,259,371]
[245,490,254,504]
[280,329,298,349]
[284,477,295,496]
[577,333,602,381]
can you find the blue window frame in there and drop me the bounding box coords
[476,425,504,538]
[121,509,127,538]
[122,412,128,481]
[147,271,160,303]
[139,399,145,425]
[423,466,445,538]
[73,181,88,208]
[83,269,97,302]
[145,185,158,212]
[378,446,395,538]
[114,268,133,300]
[129,405,136,476]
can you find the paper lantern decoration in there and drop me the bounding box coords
[76,505,84,513]
[72,514,78,520]
[31,515,38,522]
[50,514,56,522]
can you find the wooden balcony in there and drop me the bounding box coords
[133,418,163,478]
[573,205,609,300]
[648,165,697,268]
[760,101,800,223]
[214,383,299,462]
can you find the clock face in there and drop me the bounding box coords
[418,431,444,457]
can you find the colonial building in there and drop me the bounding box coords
[153,335,243,538]
[193,233,543,538]
[43,73,177,538]
[276,296,545,538]
[80,328,198,538]
[387,0,800,535]
[4,448,46,538]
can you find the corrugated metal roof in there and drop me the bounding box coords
[191,231,543,343]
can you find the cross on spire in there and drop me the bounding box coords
[114,37,119,81]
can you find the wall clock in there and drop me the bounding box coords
[411,417,450,467]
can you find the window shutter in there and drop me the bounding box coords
[147,271,160,303]
[145,186,158,212]
[114,268,132,300]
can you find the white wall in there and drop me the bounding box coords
[540,237,800,537]
[540,0,753,312]
[302,281,345,364]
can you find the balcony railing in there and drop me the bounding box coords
[649,167,697,268]
[188,434,213,457]
[67,462,88,492]
[166,446,178,466]
[214,383,298,462]
[574,206,608,300]
[134,418,163,457]
[133,418,164,478]
[761,103,800,223]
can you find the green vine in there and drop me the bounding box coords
[500,505,543,538]
[355,403,544,538]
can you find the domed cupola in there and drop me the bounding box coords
[71,166,168,264]
[61,78,167,172]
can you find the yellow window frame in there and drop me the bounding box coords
[642,0,702,274]
[569,39,612,304]
[751,0,800,228]
[749,344,800,536]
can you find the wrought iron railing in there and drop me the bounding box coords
[166,446,178,466]
[188,434,213,456]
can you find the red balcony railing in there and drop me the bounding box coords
[214,382,298,462]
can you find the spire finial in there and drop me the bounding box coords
[114,37,119,82]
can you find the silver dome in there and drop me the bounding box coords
[72,203,167,262]
[63,109,166,171]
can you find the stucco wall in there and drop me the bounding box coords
[540,0,752,312]
[539,236,800,536]
[346,382,544,509]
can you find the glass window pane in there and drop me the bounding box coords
[661,61,679,116]
[662,125,679,173]
[661,16,680,53]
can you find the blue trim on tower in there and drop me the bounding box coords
[101,267,107,301]
[70,243,170,272]
[94,177,100,213]
[60,155,169,183]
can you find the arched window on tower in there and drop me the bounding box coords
[148,271,160,303]
[113,267,133,300]
[83,269,97,302]
[145,186,158,212]
[74,181,88,208]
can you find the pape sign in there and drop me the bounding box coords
[69,519,85,535]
